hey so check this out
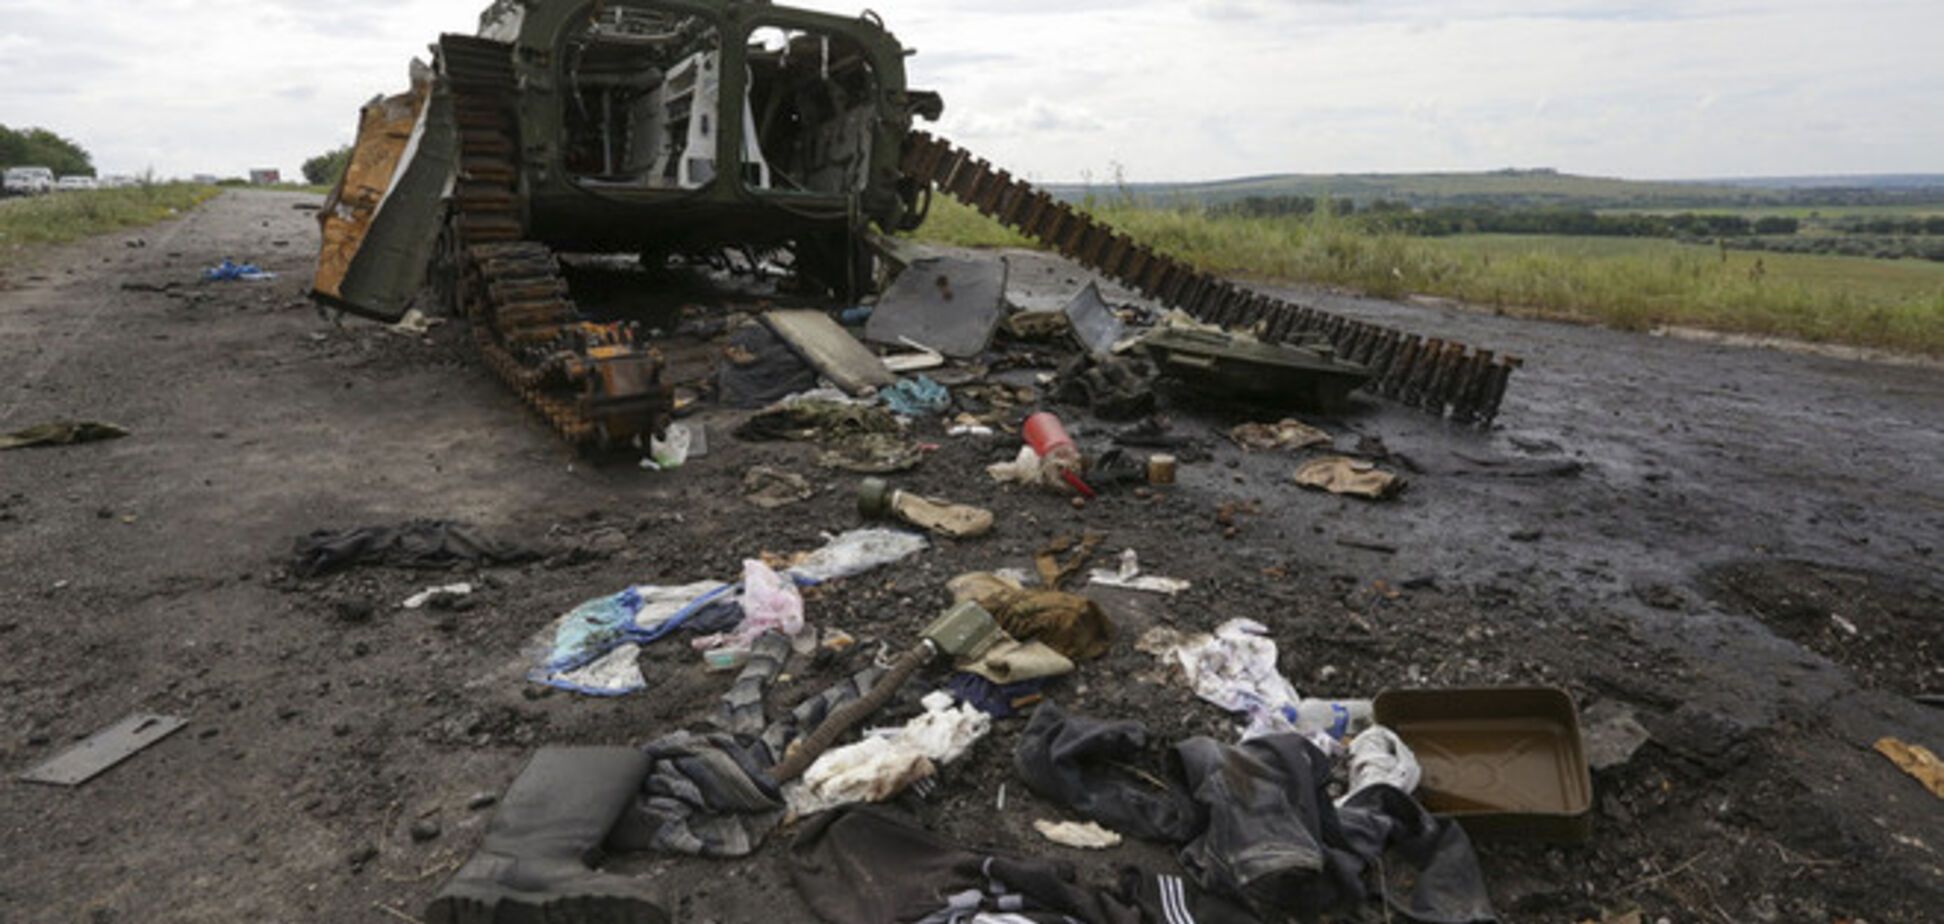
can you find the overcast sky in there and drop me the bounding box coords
[1,0,1938,182]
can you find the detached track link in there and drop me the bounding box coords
[901,131,1520,423]
[440,36,669,448]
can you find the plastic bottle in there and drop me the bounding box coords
[1022,412,1091,495]
[1280,698,1374,739]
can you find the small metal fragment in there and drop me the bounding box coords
[20,714,188,786]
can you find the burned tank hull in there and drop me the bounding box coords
[313,1,1520,450]
[314,0,939,448]
[319,1,934,320]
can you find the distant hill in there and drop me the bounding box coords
[1045,171,1944,210]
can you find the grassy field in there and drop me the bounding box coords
[1074,171,1767,209]
[0,184,220,258]
[911,197,1944,356]
[1600,203,1944,220]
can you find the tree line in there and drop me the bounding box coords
[1831,216,1944,236]
[1210,196,1800,239]
[0,125,94,176]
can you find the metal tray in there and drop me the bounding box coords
[1373,686,1593,842]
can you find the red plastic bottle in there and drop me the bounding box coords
[1022,412,1075,459]
[1022,412,1093,496]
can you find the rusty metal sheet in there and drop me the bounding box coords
[313,80,432,301]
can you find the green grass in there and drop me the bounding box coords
[1600,203,1944,219]
[0,184,220,256]
[912,197,1944,356]
[1081,171,1770,209]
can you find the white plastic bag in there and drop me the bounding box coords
[787,528,928,583]
[693,559,806,652]
[643,423,693,470]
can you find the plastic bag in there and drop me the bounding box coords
[985,445,1042,484]
[644,423,693,470]
[787,528,928,583]
[881,375,950,417]
[693,560,808,652]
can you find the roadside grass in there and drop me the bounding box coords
[912,196,1944,356]
[0,184,221,258]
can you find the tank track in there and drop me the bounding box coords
[901,132,1520,424]
[441,35,671,448]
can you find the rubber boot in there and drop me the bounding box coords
[426,747,669,924]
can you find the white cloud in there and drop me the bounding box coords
[0,0,1937,180]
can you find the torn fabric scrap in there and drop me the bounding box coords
[1034,819,1124,849]
[1292,456,1404,500]
[786,691,990,817]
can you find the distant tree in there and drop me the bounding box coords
[0,124,95,175]
[1753,216,1799,235]
[303,145,354,186]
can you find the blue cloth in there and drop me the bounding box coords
[536,582,737,685]
[946,672,1052,718]
[203,259,276,282]
[881,375,949,417]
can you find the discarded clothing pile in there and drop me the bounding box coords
[1011,702,1497,924]
[611,655,884,857]
[787,690,991,817]
[290,519,537,577]
[718,323,820,409]
[532,529,928,695]
[949,571,1114,661]
[736,394,922,473]
[615,642,990,858]
[936,571,1116,706]
[1053,353,1157,421]
[791,804,1259,924]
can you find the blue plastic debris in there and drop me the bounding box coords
[203,259,277,282]
[881,375,950,417]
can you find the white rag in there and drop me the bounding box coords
[1338,725,1421,804]
[787,691,990,816]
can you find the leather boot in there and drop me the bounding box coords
[426,746,669,924]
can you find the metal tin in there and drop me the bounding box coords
[1373,686,1594,842]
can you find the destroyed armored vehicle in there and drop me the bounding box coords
[314,0,940,446]
[313,0,1518,450]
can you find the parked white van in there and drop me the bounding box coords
[3,166,56,196]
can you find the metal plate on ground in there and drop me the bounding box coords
[865,257,1009,359]
[19,714,188,786]
[1062,282,1126,356]
[763,309,896,395]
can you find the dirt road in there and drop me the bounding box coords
[1,190,1939,922]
